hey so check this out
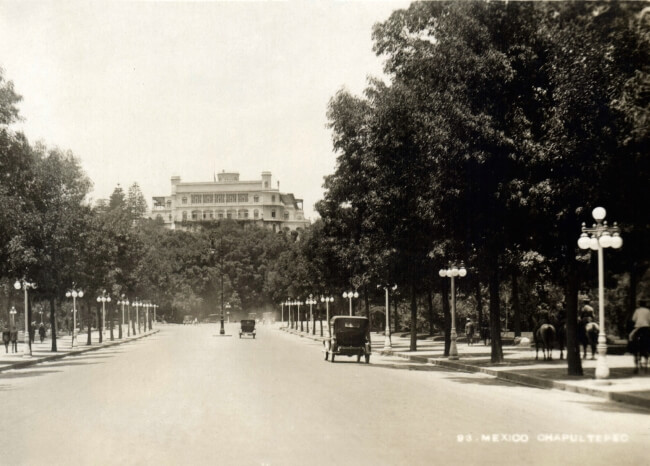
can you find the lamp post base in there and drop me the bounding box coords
[220,319,225,335]
[449,329,459,360]
[595,334,610,379]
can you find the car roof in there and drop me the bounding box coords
[330,316,369,322]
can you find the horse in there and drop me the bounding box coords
[629,327,650,374]
[534,323,556,361]
[578,321,599,360]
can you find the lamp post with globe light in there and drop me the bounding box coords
[577,207,623,380]
[14,279,36,357]
[439,263,467,360]
[96,292,111,343]
[65,288,84,348]
[306,295,317,335]
[285,299,292,329]
[378,284,397,354]
[117,296,129,339]
[342,291,359,316]
[320,296,333,337]
[10,306,17,328]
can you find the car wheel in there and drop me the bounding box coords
[253,335,256,339]
[324,351,328,361]
[365,354,370,364]
[357,355,361,362]
[331,354,335,363]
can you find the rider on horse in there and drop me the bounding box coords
[580,299,595,324]
[629,299,650,343]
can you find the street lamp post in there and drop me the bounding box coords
[117,297,128,339]
[342,291,359,316]
[577,207,623,380]
[144,303,150,332]
[296,300,303,332]
[14,279,36,357]
[306,295,317,335]
[133,299,141,334]
[285,300,292,329]
[378,285,397,354]
[9,306,17,328]
[320,296,333,337]
[65,288,84,348]
[96,291,111,343]
[153,304,158,329]
[439,263,467,360]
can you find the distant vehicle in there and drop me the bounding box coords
[239,320,256,339]
[323,316,371,363]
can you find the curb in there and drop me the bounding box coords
[280,327,650,411]
[393,352,650,411]
[0,329,159,374]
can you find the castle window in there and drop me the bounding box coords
[216,194,225,203]
[191,210,200,220]
[254,209,259,219]
[226,194,237,203]
[203,194,213,203]
[272,195,276,203]
[238,193,248,203]
[271,210,276,218]
[254,195,259,202]
[182,197,187,205]
[182,211,188,221]
[191,195,202,204]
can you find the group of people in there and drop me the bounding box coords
[1,322,47,353]
[2,326,19,353]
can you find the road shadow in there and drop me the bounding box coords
[568,399,650,415]
[444,375,522,387]
[0,369,61,380]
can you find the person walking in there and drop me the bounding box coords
[465,318,475,346]
[2,325,10,353]
[10,326,18,353]
[38,323,46,343]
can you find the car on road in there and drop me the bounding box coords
[323,316,371,363]
[239,319,256,338]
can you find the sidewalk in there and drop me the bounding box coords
[0,327,159,373]
[280,325,650,411]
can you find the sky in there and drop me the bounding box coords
[0,0,412,220]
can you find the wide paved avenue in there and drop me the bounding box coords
[0,324,647,465]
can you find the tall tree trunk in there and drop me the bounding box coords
[475,281,483,328]
[87,304,92,345]
[442,280,451,356]
[427,289,435,336]
[98,306,103,343]
[565,255,583,376]
[489,270,503,363]
[364,285,370,319]
[512,272,521,337]
[49,297,57,352]
[409,281,418,351]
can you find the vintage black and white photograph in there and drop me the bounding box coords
[0,1,649,464]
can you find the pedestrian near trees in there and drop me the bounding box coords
[2,325,10,353]
[10,326,18,353]
[39,323,46,343]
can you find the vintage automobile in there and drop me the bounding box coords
[239,319,256,339]
[323,316,371,363]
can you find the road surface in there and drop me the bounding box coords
[0,323,647,465]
